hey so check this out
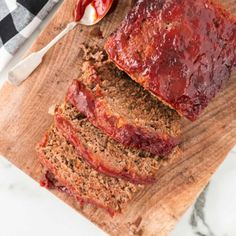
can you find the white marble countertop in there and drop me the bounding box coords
[0,2,236,235]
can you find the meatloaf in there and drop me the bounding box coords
[105,0,236,121]
[54,102,181,184]
[36,126,141,216]
[66,59,180,156]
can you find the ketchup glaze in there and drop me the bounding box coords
[74,0,113,22]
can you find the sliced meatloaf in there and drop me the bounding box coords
[105,0,236,121]
[66,60,180,156]
[36,126,141,216]
[54,102,181,184]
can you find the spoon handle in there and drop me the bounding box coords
[8,22,78,86]
[39,22,77,55]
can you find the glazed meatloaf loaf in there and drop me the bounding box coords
[36,126,141,216]
[54,102,181,184]
[105,0,236,121]
[66,60,180,156]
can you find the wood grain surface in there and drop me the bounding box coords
[0,0,235,235]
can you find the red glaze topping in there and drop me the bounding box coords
[40,171,115,216]
[37,134,116,216]
[74,0,113,22]
[55,112,156,184]
[40,171,70,194]
[66,80,179,156]
[105,0,236,121]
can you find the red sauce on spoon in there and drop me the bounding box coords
[74,0,113,22]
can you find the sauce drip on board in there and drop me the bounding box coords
[74,0,113,22]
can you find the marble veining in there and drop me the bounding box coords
[0,2,235,235]
[171,149,236,236]
[190,185,215,236]
[0,148,236,236]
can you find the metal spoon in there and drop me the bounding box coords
[8,0,113,86]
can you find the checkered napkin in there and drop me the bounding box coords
[0,0,60,71]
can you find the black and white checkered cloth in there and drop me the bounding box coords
[0,0,60,71]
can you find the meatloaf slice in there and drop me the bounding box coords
[66,60,180,156]
[105,0,236,121]
[54,102,181,184]
[36,126,141,216]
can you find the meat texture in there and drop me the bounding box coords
[36,126,141,216]
[66,60,180,156]
[55,102,181,184]
[105,0,236,120]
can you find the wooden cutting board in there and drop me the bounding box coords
[0,0,235,235]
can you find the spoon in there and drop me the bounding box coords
[8,0,113,86]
